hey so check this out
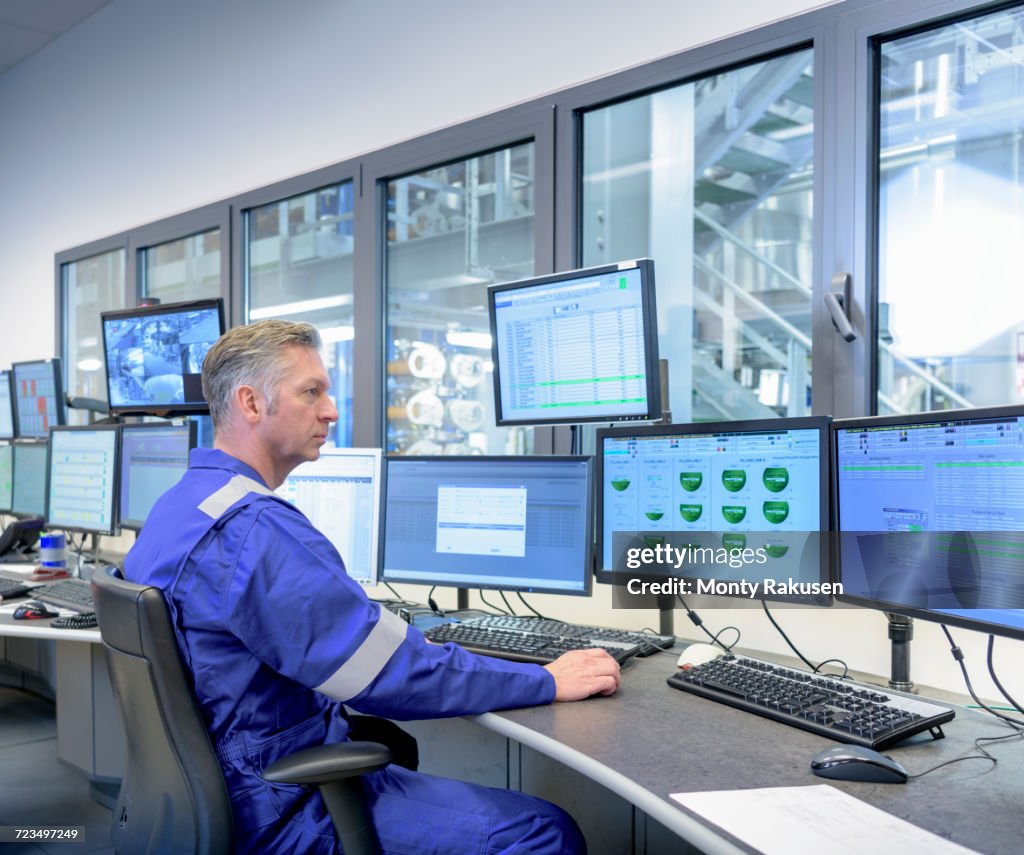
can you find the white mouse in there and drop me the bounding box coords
[677,642,726,669]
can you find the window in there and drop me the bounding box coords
[140,229,222,303]
[876,6,1024,413]
[582,48,814,422]
[61,247,126,422]
[384,144,536,454]
[243,183,355,446]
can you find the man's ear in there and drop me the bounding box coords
[234,384,263,424]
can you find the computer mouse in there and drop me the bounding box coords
[810,744,909,784]
[677,642,726,669]
[13,601,59,621]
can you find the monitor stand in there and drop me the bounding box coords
[887,613,914,693]
[657,593,675,638]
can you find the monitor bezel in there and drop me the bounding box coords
[0,369,15,440]
[117,419,198,532]
[11,358,66,439]
[10,439,50,520]
[381,454,594,596]
[278,446,384,587]
[100,297,226,417]
[487,259,661,427]
[831,404,1024,641]
[45,424,122,537]
[594,416,833,604]
[0,442,12,513]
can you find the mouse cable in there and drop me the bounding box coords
[477,589,510,615]
[906,724,1024,779]
[676,594,740,651]
[760,600,850,678]
[516,592,547,620]
[499,590,517,616]
[941,624,1024,731]
[986,634,1024,719]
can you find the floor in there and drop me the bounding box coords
[0,686,113,854]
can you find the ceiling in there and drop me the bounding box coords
[0,0,114,76]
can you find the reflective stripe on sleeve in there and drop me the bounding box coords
[198,474,276,519]
[314,607,409,702]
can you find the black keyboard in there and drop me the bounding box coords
[668,655,955,750]
[0,577,33,600]
[35,578,94,612]
[52,611,98,630]
[424,615,671,665]
[450,615,675,656]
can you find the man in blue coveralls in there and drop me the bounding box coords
[124,320,621,854]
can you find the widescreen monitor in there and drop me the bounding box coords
[596,417,832,603]
[834,406,1024,640]
[119,420,197,531]
[11,441,48,519]
[12,359,65,438]
[0,370,14,440]
[276,448,383,586]
[0,444,12,512]
[46,425,120,536]
[101,298,225,416]
[488,259,660,426]
[382,456,593,595]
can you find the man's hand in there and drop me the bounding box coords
[544,648,621,701]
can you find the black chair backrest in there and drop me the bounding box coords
[92,568,234,854]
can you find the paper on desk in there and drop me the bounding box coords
[670,784,978,855]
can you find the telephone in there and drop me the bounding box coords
[0,519,44,558]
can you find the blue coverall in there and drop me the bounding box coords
[124,448,585,854]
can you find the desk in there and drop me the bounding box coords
[407,650,1023,854]
[0,613,123,802]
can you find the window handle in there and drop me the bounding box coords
[825,273,856,342]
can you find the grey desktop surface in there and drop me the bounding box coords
[475,649,1023,854]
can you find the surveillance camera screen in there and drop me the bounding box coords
[102,300,224,415]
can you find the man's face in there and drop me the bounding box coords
[259,345,338,472]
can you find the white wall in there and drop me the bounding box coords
[4,0,1022,705]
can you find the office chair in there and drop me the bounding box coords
[92,567,392,855]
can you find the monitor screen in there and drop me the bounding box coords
[12,360,65,438]
[0,444,12,512]
[101,298,225,416]
[596,417,831,603]
[47,426,120,536]
[382,456,593,595]
[119,420,197,531]
[276,448,383,586]
[488,259,660,426]
[834,406,1024,640]
[0,371,14,440]
[11,442,48,518]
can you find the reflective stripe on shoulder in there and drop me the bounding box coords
[315,607,409,702]
[198,474,277,520]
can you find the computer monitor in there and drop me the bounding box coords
[382,455,593,595]
[101,298,225,416]
[487,259,660,426]
[833,406,1024,640]
[596,417,832,603]
[118,420,197,531]
[0,444,12,512]
[276,448,383,586]
[46,425,120,536]
[11,359,65,438]
[0,370,15,440]
[11,441,48,519]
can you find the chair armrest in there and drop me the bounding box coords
[263,741,392,785]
